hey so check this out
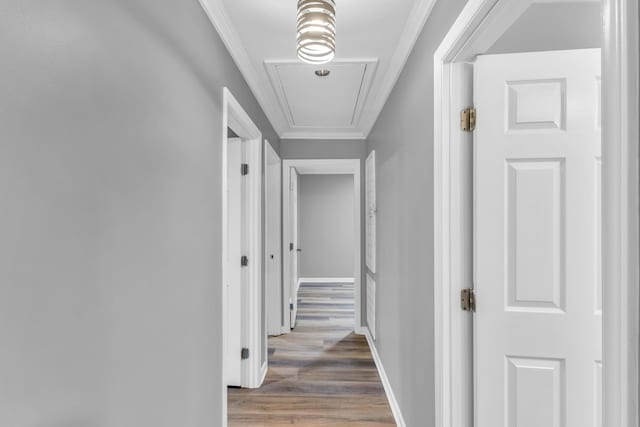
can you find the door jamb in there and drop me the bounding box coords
[221,88,265,427]
[433,1,639,427]
[281,159,363,333]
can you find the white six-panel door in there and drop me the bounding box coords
[474,49,602,427]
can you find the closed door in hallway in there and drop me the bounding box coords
[474,49,602,427]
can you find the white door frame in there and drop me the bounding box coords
[433,1,639,427]
[221,88,265,427]
[264,140,282,337]
[281,159,363,333]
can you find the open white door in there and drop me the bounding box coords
[226,137,243,387]
[265,142,282,336]
[474,49,602,427]
[289,167,300,329]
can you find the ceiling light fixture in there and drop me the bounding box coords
[315,69,331,77]
[297,0,336,65]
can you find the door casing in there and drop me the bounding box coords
[221,88,265,427]
[288,167,300,329]
[281,159,363,333]
[433,1,639,427]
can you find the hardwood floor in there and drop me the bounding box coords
[228,282,395,426]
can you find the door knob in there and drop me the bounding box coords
[296,248,302,252]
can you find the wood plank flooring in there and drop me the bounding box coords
[228,282,395,426]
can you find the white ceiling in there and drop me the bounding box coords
[198,0,436,140]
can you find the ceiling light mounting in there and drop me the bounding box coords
[297,0,336,65]
[315,69,331,77]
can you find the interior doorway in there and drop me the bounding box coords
[264,141,282,337]
[281,159,363,333]
[433,1,639,427]
[474,48,601,426]
[221,88,266,427]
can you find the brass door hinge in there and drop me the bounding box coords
[461,107,476,132]
[461,289,476,312]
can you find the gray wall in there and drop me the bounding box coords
[488,2,601,54]
[299,175,355,278]
[365,0,469,425]
[0,0,277,426]
[280,139,367,160]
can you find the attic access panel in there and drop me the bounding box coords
[266,61,377,129]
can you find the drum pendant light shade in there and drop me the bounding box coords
[297,0,336,64]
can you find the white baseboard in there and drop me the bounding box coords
[298,277,355,283]
[363,327,407,427]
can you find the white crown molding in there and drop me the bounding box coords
[199,0,436,140]
[359,0,437,136]
[197,0,289,135]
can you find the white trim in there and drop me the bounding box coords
[298,277,356,283]
[433,2,639,427]
[221,88,229,427]
[363,328,407,427]
[243,134,263,390]
[221,88,264,427]
[602,0,639,426]
[197,0,436,140]
[282,159,362,332]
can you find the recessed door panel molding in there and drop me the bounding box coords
[506,79,566,131]
[265,60,378,132]
[505,158,565,313]
[506,357,565,427]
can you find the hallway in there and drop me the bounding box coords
[3,1,638,426]
[228,283,395,426]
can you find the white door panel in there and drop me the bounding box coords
[226,137,243,387]
[265,143,282,336]
[366,151,377,273]
[474,49,602,427]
